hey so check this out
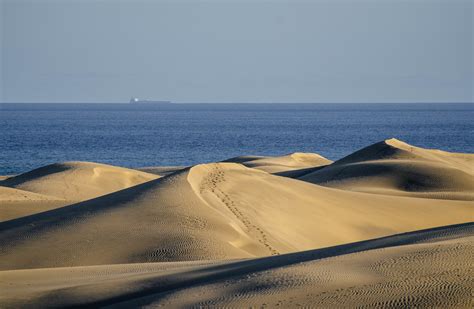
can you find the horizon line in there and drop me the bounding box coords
[1,101,473,104]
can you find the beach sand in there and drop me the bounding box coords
[1,139,472,307]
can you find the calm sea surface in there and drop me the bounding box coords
[1,103,473,175]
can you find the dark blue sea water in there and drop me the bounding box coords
[1,103,473,175]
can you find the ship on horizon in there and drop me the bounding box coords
[129,97,171,104]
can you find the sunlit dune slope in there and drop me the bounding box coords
[0,162,471,270]
[0,186,67,222]
[298,138,474,200]
[0,186,58,202]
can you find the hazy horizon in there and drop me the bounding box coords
[1,0,472,103]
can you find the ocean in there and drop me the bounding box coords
[1,103,473,175]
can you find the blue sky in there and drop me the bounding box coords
[1,0,472,103]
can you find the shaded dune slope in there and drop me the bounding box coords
[1,223,472,308]
[224,153,332,173]
[137,166,186,177]
[0,161,159,201]
[0,163,471,270]
[299,138,474,200]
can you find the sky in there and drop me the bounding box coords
[0,0,472,103]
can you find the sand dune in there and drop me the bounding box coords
[0,162,159,221]
[1,162,471,270]
[1,223,471,308]
[299,138,474,200]
[224,152,332,173]
[332,138,473,169]
[1,140,472,307]
[0,161,159,201]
